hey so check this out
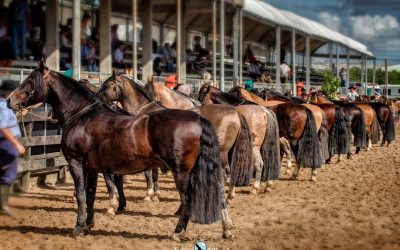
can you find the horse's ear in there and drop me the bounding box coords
[38,58,46,73]
[112,70,117,79]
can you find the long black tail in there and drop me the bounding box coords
[296,108,323,168]
[354,108,367,148]
[229,113,253,187]
[261,109,280,181]
[189,117,223,224]
[329,107,349,155]
[384,109,395,143]
[371,110,381,144]
[318,114,330,161]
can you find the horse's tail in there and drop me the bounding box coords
[261,108,280,181]
[229,113,253,187]
[371,110,381,144]
[189,117,223,224]
[384,108,395,143]
[354,108,367,148]
[296,108,323,168]
[318,113,330,161]
[329,107,349,155]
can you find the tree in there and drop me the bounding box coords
[322,71,341,99]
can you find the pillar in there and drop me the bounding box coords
[232,7,239,86]
[99,0,112,75]
[176,0,186,83]
[385,58,388,98]
[291,28,296,96]
[239,8,243,86]
[219,0,225,90]
[328,42,332,73]
[132,0,138,81]
[212,0,217,85]
[360,55,364,94]
[305,36,310,91]
[72,0,81,79]
[336,43,339,78]
[372,58,376,85]
[45,0,59,71]
[142,0,153,82]
[346,48,350,87]
[275,26,281,92]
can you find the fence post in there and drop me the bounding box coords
[20,122,33,189]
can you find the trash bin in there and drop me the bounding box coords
[367,87,373,96]
[245,80,254,91]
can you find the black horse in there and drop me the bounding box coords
[7,62,234,241]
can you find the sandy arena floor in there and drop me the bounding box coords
[0,130,399,250]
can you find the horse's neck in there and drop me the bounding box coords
[154,83,195,110]
[241,89,266,105]
[120,79,150,112]
[47,75,95,126]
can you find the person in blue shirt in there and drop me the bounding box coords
[0,80,25,216]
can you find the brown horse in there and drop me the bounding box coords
[7,64,233,241]
[368,102,395,146]
[100,74,253,201]
[308,92,350,163]
[200,84,323,182]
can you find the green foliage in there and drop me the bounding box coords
[322,71,341,99]
[349,67,400,85]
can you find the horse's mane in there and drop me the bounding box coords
[290,96,308,104]
[119,74,155,103]
[266,90,292,101]
[50,70,131,116]
[212,90,255,106]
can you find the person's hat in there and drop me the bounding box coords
[0,80,19,92]
[349,85,357,90]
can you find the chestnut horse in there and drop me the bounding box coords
[200,85,323,182]
[7,64,233,241]
[100,74,253,201]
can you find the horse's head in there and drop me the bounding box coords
[7,60,49,111]
[198,82,213,105]
[99,71,123,102]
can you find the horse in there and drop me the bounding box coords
[263,90,330,163]
[308,92,350,163]
[100,74,254,201]
[199,84,323,182]
[368,102,395,146]
[7,63,234,241]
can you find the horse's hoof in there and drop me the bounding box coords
[151,196,159,202]
[265,187,273,193]
[143,196,152,202]
[290,175,299,181]
[250,188,258,195]
[336,159,341,164]
[285,169,292,175]
[106,207,116,215]
[171,233,181,242]
[154,191,161,197]
[347,155,352,160]
[72,226,85,237]
[223,230,235,239]
[116,208,126,215]
[310,176,317,182]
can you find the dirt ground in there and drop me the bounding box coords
[1,131,399,250]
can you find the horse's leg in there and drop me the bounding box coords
[290,164,300,180]
[250,147,262,195]
[103,174,119,215]
[367,138,372,151]
[69,159,87,236]
[355,146,361,154]
[337,154,343,163]
[220,184,234,239]
[114,175,126,214]
[171,172,191,242]
[310,168,317,182]
[152,168,160,201]
[280,137,292,174]
[144,169,154,202]
[85,172,98,231]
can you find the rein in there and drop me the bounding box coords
[135,100,158,115]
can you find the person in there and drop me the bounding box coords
[0,17,13,69]
[80,12,91,45]
[0,80,25,216]
[9,0,30,59]
[340,68,347,87]
[280,61,291,92]
[82,40,97,72]
[331,63,336,75]
[193,35,209,61]
[112,41,132,75]
[111,24,119,49]
[346,85,359,102]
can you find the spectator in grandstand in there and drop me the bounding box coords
[0,17,13,69]
[30,1,45,42]
[160,43,174,73]
[111,24,119,49]
[346,85,359,101]
[339,68,347,87]
[152,40,163,76]
[245,44,261,79]
[9,0,30,60]
[80,12,92,45]
[113,41,132,75]
[280,61,291,92]
[193,35,209,61]
[82,39,97,72]
[0,80,25,217]
[60,25,72,61]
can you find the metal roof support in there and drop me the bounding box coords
[99,0,111,76]
[72,0,81,79]
[142,0,153,82]
[239,8,243,86]
[275,26,281,92]
[385,58,388,98]
[45,0,59,71]
[365,56,368,89]
[132,0,137,81]
[346,48,350,88]
[305,35,310,91]
[336,43,339,78]
[372,58,376,85]
[360,55,365,94]
[291,28,296,96]
[328,42,332,73]
[233,7,239,86]
[212,0,217,86]
[219,0,225,90]
[176,0,186,83]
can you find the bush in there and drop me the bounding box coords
[322,71,341,99]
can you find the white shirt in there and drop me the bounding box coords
[280,63,290,77]
[346,91,359,101]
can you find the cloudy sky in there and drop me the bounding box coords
[263,0,400,60]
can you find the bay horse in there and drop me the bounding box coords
[7,63,234,241]
[200,84,323,182]
[368,102,395,146]
[308,92,350,163]
[100,74,253,201]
